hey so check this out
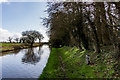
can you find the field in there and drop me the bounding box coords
[0,43,42,52]
[0,43,22,46]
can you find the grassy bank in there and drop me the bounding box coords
[0,43,42,52]
[40,46,119,78]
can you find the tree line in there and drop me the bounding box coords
[43,2,120,58]
[7,30,44,46]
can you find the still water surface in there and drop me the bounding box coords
[0,45,50,78]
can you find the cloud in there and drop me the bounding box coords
[0,0,8,4]
[0,28,49,42]
[0,28,22,42]
[39,27,49,42]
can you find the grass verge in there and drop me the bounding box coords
[39,46,119,79]
[0,43,42,52]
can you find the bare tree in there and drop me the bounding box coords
[14,38,19,43]
[8,37,12,43]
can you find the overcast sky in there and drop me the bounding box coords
[0,1,49,42]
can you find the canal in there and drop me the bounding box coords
[0,45,50,79]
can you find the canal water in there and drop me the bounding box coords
[0,45,50,79]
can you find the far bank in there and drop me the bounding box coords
[0,43,48,53]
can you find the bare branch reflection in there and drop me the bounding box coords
[22,46,43,65]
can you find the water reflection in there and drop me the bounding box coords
[22,47,43,65]
[1,49,21,56]
[1,45,50,78]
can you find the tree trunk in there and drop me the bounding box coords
[95,2,103,45]
[39,39,40,43]
[31,41,34,47]
[86,15,100,53]
[100,2,110,45]
[91,22,101,53]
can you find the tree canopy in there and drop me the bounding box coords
[43,2,120,58]
[21,30,43,46]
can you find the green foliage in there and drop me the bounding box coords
[40,46,119,78]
